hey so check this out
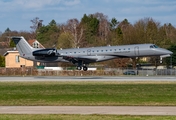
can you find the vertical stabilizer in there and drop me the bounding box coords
[11,36,34,57]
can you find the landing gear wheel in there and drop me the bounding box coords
[83,66,88,71]
[77,66,82,70]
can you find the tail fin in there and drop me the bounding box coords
[11,36,34,56]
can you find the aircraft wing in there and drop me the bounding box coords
[62,55,97,64]
[111,54,129,58]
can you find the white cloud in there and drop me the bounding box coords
[0,0,80,12]
[62,0,80,6]
[15,0,61,9]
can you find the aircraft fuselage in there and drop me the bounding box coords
[25,44,172,63]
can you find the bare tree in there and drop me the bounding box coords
[63,19,83,48]
[93,12,110,45]
[163,23,176,45]
[30,17,43,38]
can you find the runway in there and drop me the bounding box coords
[0,106,176,115]
[0,76,176,82]
[0,76,176,115]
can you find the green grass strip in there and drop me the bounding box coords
[0,81,176,106]
[0,115,176,120]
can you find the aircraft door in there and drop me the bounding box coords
[134,46,139,55]
[87,49,91,56]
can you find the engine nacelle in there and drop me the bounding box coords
[33,49,58,57]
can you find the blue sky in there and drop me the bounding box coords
[0,0,176,32]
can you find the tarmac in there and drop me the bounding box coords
[1,106,176,115]
[0,76,176,82]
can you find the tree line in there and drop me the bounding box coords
[0,12,176,68]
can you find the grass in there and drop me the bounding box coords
[0,115,176,120]
[1,81,176,120]
[0,81,176,106]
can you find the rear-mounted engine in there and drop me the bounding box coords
[33,49,57,57]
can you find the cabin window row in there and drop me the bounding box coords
[62,48,130,54]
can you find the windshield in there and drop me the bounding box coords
[150,45,159,48]
[153,45,159,48]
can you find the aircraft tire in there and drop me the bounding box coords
[77,66,82,70]
[83,66,88,71]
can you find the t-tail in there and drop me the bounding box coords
[11,36,35,58]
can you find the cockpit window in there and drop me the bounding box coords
[150,45,154,48]
[150,45,159,49]
[153,45,158,48]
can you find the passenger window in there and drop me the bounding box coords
[150,45,154,48]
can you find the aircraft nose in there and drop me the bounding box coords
[156,48,173,55]
[166,50,173,55]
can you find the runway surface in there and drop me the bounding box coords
[1,106,176,115]
[0,76,176,115]
[0,76,176,82]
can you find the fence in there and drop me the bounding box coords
[0,67,176,76]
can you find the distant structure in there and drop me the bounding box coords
[4,39,44,68]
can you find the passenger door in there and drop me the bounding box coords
[134,46,139,55]
[87,49,91,56]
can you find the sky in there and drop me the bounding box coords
[0,0,176,32]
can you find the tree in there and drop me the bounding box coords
[108,18,124,45]
[5,28,11,33]
[9,39,16,47]
[161,23,176,46]
[62,19,83,48]
[57,32,72,49]
[36,19,60,47]
[30,17,43,38]
[158,25,171,48]
[0,55,5,67]
[145,18,160,45]
[133,19,147,43]
[49,19,57,26]
[110,18,119,30]
[132,17,161,45]
[165,45,176,67]
[81,14,99,46]
[93,12,110,45]
[118,19,135,44]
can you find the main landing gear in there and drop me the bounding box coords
[77,66,88,71]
